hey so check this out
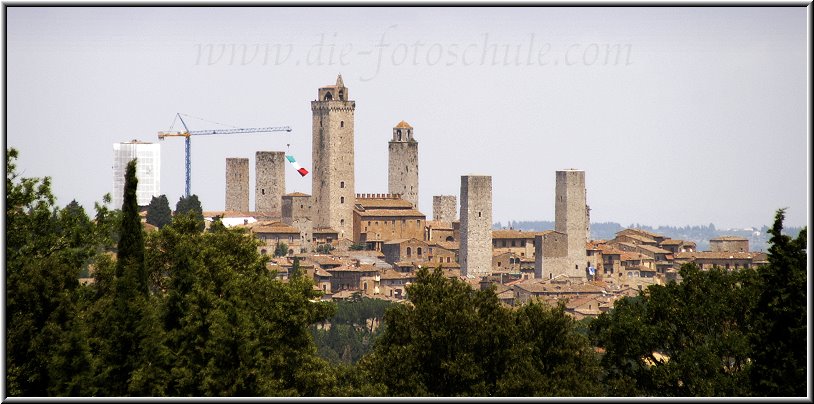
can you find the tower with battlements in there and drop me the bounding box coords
[311,75,355,240]
[388,121,419,209]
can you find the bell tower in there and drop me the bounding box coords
[388,120,419,209]
[311,75,355,240]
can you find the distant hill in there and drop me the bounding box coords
[493,220,804,252]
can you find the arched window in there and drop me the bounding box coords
[406,247,412,257]
[397,130,402,141]
[340,120,344,128]
[340,181,345,188]
[339,90,344,100]
[324,92,333,101]
[446,236,454,242]
[340,196,345,204]
[417,247,422,257]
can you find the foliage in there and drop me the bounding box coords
[311,295,394,365]
[749,209,807,396]
[274,241,289,257]
[174,194,204,232]
[146,194,172,229]
[315,243,334,254]
[349,243,366,251]
[360,267,601,396]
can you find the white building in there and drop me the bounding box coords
[113,140,160,208]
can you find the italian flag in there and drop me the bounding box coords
[285,155,309,177]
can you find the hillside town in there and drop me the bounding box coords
[117,76,769,321]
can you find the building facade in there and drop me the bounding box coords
[388,121,419,209]
[311,74,355,240]
[112,140,160,208]
[555,169,589,279]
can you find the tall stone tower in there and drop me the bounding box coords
[311,75,355,240]
[225,157,249,212]
[554,169,589,278]
[255,151,285,214]
[460,175,492,278]
[433,195,457,222]
[388,121,419,209]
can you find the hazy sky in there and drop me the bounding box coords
[5,7,809,229]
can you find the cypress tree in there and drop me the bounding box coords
[116,159,146,294]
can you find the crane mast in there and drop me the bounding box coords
[157,113,292,197]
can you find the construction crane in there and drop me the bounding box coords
[158,113,292,197]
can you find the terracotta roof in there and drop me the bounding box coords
[617,233,657,244]
[620,252,652,262]
[251,222,300,234]
[383,238,425,245]
[284,192,310,197]
[306,255,346,267]
[394,120,413,129]
[380,269,415,280]
[618,228,663,239]
[437,241,459,251]
[356,209,425,218]
[674,251,767,260]
[637,245,672,254]
[711,236,749,241]
[355,197,414,209]
[425,220,454,229]
[659,239,685,245]
[513,279,606,294]
[492,230,540,239]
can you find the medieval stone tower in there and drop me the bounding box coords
[255,151,285,214]
[460,175,492,277]
[225,157,249,212]
[311,75,355,239]
[433,195,457,222]
[388,121,419,209]
[554,169,589,278]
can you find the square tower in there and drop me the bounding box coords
[388,121,419,209]
[460,175,492,278]
[225,157,249,212]
[554,169,589,279]
[433,195,457,222]
[255,151,285,214]
[113,140,160,208]
[311,75,355,240]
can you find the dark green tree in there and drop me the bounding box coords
[274,241,289,257]
[749,209,807,396]
[174,194,204,232]
[146,194,172,229]
[589,264,761,396]
[5,149,99,396]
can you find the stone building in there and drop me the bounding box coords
[492,230,539,259]
[225,157,249,212]
[381,238,430,266]
[255,151,285,215]
[554,169,589,279]
[534,230,568,280]
[460,175,492,278]
[433,195,457,222]
[311,74,355,240]
[352,194,426,251]
[388,121,419,209]
[282,192,313,252]
[425,220,456,244]
[709,236,749,252]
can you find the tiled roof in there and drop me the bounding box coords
[492,230,540,239]
[514,279,606,294]
[617,233,657,244]
[284,192,311,197]
[356,209,425,218]
[674,251,767,260]
[437,241,459,251]
[659,239,685,245]
[394,120,413,129]
[251,222,300,234]
[711,236,749,241]
[380,269,415,280]
[355,198,414,209]
[637,245,672,254]
[620,252,652,262]
[618,228,663,239]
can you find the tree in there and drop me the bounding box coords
[146,195,172,229]
[174,194,204,232]
[5,149,99,396]
[274,241,289,257]
[749,209,807,396]
[589,264,761,396]
[361,267,600,396]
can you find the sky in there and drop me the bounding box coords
[5,7,809,230]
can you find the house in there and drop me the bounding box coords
[352,194,426,250]
[659,239,697,253]
[381,238,431,266]
[492,229,540,259]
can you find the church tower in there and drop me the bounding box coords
[388,121,419,209]
[311,75,355,239]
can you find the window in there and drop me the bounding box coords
[340,120,344,128]
[511,240,516,247]
[521,240,525,247]
[340,181,345,188]
[417,247,422,257]
[406,247,412,257]
[340,197,345,203]
[498,262,502,267]
[261,189,265,195]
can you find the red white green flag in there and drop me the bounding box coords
[285,155,309,177]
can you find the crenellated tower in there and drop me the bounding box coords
[311,74,355,239]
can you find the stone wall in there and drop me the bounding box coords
[460,175,492,277]
[255,151,285,214]
[433,195,457,222]
[388,124,419,209]
[555,169,588,279]
[225,157,249,212]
